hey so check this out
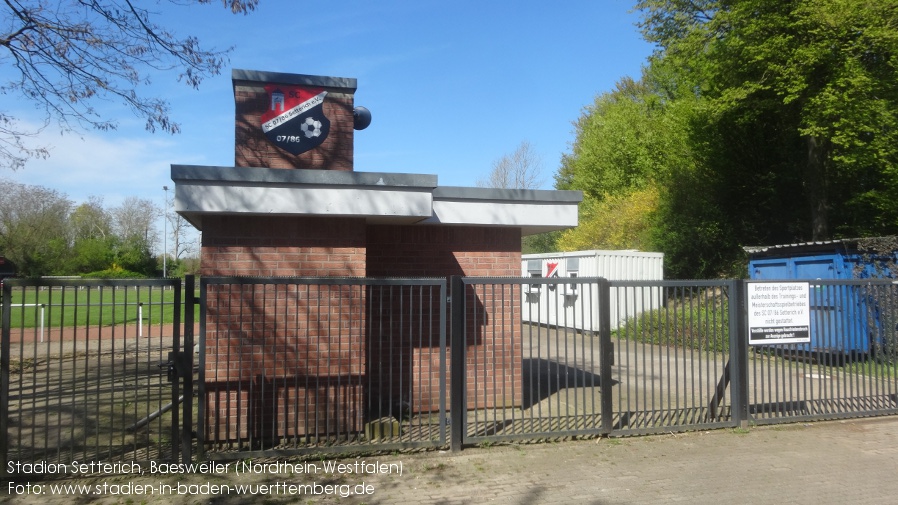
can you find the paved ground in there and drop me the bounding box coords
[6,322,897,504]
[4,416,897,504]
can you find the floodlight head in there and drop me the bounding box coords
[353,106,372,130]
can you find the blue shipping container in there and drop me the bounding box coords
[746,238,898,357]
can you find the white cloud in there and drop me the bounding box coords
[8,124,207,206]
[6,124,204,256]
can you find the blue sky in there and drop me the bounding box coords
[3,1,654,249]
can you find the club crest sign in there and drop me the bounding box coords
[260,85,330,155]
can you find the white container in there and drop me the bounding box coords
[521,250,664,331]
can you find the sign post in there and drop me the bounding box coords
[747,282,811,346]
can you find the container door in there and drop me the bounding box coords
[749,260,791,279]
[795,258,851,354]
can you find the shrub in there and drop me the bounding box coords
[615,292,730,353]
[82,268,147,279]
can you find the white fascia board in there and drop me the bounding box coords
[176,182,433,217]
[427,200,578,230]
[171,165,437,229]
[424,187,582,234]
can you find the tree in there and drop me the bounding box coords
[477,141,555,253]
[477,141,544,190]
[168,254,201,277]
[69,197,115,273]
[558,0,898,276]
[70,197,112,241]
[110,197,157,241]
[110,196,159,275]
[0,180,72,276]
[161,188,199,276]
[636,0,898,241]
[0,0,259,170]
[558,77,663,198]
[558,185,659,252]
[556,73,703,267]
[0,182,182,276]
[164,191,197,262]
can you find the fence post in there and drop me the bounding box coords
[182,275,195,464]
[449,276,465,451]
[169,280,182,462]
[598,278,614,434]
[196,277,207,461]
[729,279,750,428]
[1,281,10,475]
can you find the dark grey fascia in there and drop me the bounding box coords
[171,165,438,189]
[434,186,583,203]
[232,69,357,91]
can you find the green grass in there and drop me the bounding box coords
[843,356,898,379]
[616,296,898,377]
[614,295,731,353]
[4,286,193,329]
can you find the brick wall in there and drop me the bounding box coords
[201,216,367,444]
[233,84,354,170]
[367,225,523,412]
[201,216,366,276]
[366,225,521,278]
[200,218,525,445]
[202,281,366,444]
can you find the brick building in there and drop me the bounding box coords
[172,69,581,444]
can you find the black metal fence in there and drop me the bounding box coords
[451,278,741,447]
[746,280,898,423]
[198,277,447,459]
[608,280,739,435]
[451,277,898,445]
[450,277,611,448]
[3,275,897,472]
[1,278,187,475]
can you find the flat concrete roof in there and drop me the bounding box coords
[433,186,584,203]
[171,165,582,235]
[173,165,437,188]
[232,69,357,91]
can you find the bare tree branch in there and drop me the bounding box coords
[0,0,259,169]
[477,141,545,190]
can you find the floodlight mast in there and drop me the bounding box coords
[163,186,169,277]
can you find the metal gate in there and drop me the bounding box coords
[449,277,744,448]
[1,277,195,477]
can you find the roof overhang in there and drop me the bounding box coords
[172,165,436,229]
[172,165,582,235]
[425,186,581,235]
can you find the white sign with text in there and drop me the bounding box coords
[747,282,811,345]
